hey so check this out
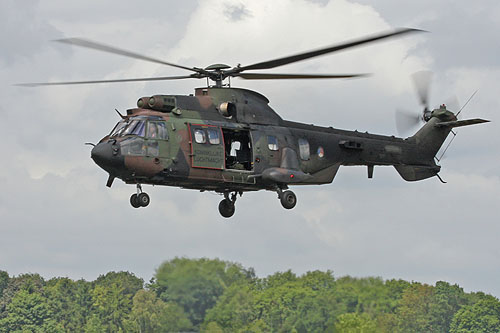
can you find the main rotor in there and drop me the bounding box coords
[19,28,423,88]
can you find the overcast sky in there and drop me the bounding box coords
[1,0,499,297]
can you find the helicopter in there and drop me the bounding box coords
[20,28,489,218]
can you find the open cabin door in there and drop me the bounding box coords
[188,124,225,169]
[222,128,253,171]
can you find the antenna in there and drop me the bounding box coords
[456,90,478,117]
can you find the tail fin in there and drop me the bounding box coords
[394,116,489,181]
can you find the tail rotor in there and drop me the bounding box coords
[395,70,434,136]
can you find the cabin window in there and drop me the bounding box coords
[207,129,220,145]
[147,121,168,140]
[267,135,278,151]
[194,129,206,144]
[298,138,310,160]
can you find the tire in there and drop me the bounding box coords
[130,194,141,208]
[280,190,297,209]
[218,199,235,218]
[138,193,150,207]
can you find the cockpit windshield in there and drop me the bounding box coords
[122,119,146,136]
[110,120,128,137]
[109,116,168,141]
[110,118,147,138]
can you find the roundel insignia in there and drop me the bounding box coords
[317,146,325,158]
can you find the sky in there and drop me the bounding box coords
[1,0,499,297]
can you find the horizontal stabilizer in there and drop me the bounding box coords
[394,164,440,181]
[435,118,489,128]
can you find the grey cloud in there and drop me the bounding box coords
[0,0,63,65]
[224,3,252,21]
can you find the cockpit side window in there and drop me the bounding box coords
[147,121,168,140]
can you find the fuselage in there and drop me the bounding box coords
[91,87,439,193]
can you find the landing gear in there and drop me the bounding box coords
[278,189,297,209]
[130,194,141,208]
[130,184,150,208]
[219,199,235,218]
[218,191,240,218]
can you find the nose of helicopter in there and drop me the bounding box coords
[91,141,124,174]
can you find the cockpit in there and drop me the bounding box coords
[109,116,168,157]
[110,116,168,139]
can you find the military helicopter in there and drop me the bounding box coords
[20,28,489,218]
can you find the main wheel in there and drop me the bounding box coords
[130,194,141,208]
[138,193,150,207]
[218,199,235,218]
[280,190,297,209]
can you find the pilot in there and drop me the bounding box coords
[148,123,158,138]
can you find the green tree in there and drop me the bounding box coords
[396,281,468,332]
[0,289,61,332]
[153,257,254,327]
[203,283,255,331]
[450,296,500,332]
[45,277,92,332]
[0,272,8,298]
[334,312,377,333]
[429,281,468,330]
[123,289,192,332]
[0,273,45,319]
[205,270,338,332]
[94,271,144,297]
[83,314,107,333]
[396,283,434,332]
[89,271,144,332]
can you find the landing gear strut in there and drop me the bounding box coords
[277,188,297,209]
[218,191,240,218]
[130,184,150,208]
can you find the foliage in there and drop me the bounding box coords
[152,257,255,327]
[0,258,498,332]
[87,271,144,332]
[45,278,92,332]
[396,281,469,332]
[334,312,377,333]
[450,296,500,332]
[123,289,192,332]
[0,289,61,333]
[0,271,8,298]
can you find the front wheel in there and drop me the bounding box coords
[130,194,141,208]
[280,190,297,209]
[138,193,150,207]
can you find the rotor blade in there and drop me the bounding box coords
[55,38,206,74]
[412,70,433,108]
[16,75,199,87]
[231,28,424,73]
[395,109,422,136]
[234,73,369,80]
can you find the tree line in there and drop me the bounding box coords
[1,258,499,332]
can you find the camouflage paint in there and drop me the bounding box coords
[93,87,487,194]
